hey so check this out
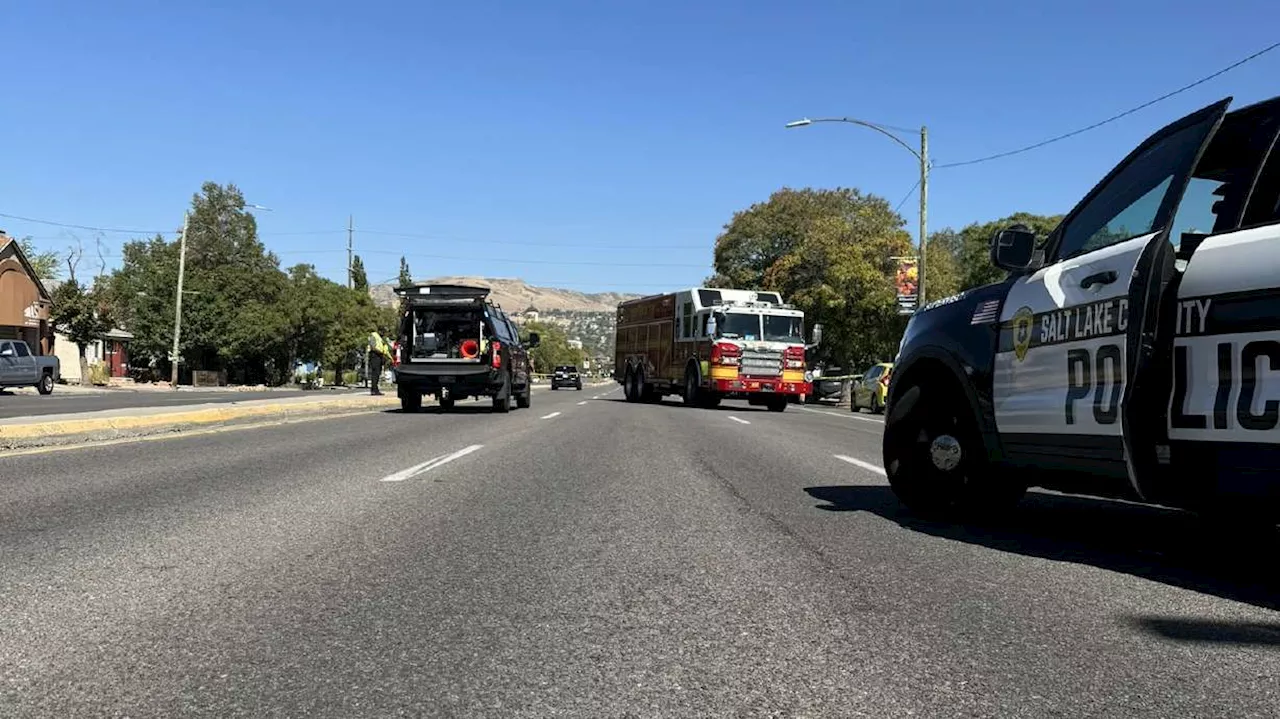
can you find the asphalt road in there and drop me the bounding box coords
[0,386,364,419]
[2,385,1278,717]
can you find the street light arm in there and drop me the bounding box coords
[799,118,922,162]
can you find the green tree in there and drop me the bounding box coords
[520,320,584,374]
[398,256,413,287]
[350,254,368,292]
[712,187,913,369]
[921,228,965,301]
[50,279,112,384]
[106,183,291,384]
[17,237,59,280]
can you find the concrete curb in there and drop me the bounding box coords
[0,395,402,450]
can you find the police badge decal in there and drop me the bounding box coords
[1012,306,1034,362]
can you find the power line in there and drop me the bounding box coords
[894,179,921,213]
[355,249,707,268]
[0,212,168,235]
[359,229,707,251]
[935,40,1280,169]
[3,212,707,250]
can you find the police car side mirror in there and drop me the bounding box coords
[526,332,541,348]
[990,227,1037,272]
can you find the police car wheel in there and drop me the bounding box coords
[884,382,1023,519]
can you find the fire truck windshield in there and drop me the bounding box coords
[715,312,761,340]
[763,315,803,342]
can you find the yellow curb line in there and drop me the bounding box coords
[0,408,388,458]
[0,397,401,441]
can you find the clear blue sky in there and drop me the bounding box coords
[2,0,1276,293]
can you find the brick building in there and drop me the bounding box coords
[0,231,53,354]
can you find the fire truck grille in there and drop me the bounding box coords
[741,351,783,377]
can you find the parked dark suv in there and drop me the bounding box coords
[550,365,582,390]
[392,284,539,413]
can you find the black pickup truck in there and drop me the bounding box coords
[392,284,539,413]
[885,93,1280,525]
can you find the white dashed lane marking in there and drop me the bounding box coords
[834,454,887,476]
[800,407,884,423]
[380,445,484,483]
[541,412,562,420]
[728,416,751,425]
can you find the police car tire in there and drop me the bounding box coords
[439,397,455,411]
[884,381,1024,519]
[516,386,531,409]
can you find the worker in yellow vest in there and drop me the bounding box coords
[368,328,392,396]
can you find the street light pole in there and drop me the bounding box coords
[170,211,190,387]
[785,117,930,307]
[919,125,928,308]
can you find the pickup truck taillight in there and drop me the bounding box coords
[783,346,805,370]
[392,341,402,367]
[491,341,502,369]
[710,342,741,366]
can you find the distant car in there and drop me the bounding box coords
[0,340,59,395]
[551,365,582,390]
[805,366,846,404]
[851,362,893,413]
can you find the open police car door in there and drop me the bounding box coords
[992,97,1231,498]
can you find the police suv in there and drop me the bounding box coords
[885,95,1280,523]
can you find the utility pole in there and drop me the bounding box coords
[784,116,931,310]
[919,125,928,308]
[170,210,191,388]
[347,215,354,289]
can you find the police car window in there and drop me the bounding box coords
[1171,107,1280,243]
[1055,120,1213,260]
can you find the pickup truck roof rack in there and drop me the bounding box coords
[394,284,492,300]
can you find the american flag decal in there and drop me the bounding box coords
[970,299,1001,324]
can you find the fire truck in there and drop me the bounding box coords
[614,287,822,412]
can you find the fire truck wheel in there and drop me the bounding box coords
[699,392,721,409]
[624,368,640,403]
[682,368,700,406]
[439,396,455,411]
[767,397,788,412]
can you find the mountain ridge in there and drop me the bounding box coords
[368,276,643,313]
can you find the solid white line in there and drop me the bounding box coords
[577,401,588,406]
[380,444,484,482]
[541,412,562,419]
[728,416,751,425]
[834,454,887,476]
[800,406,884,423]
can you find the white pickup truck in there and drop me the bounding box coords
[0,340,60,395]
